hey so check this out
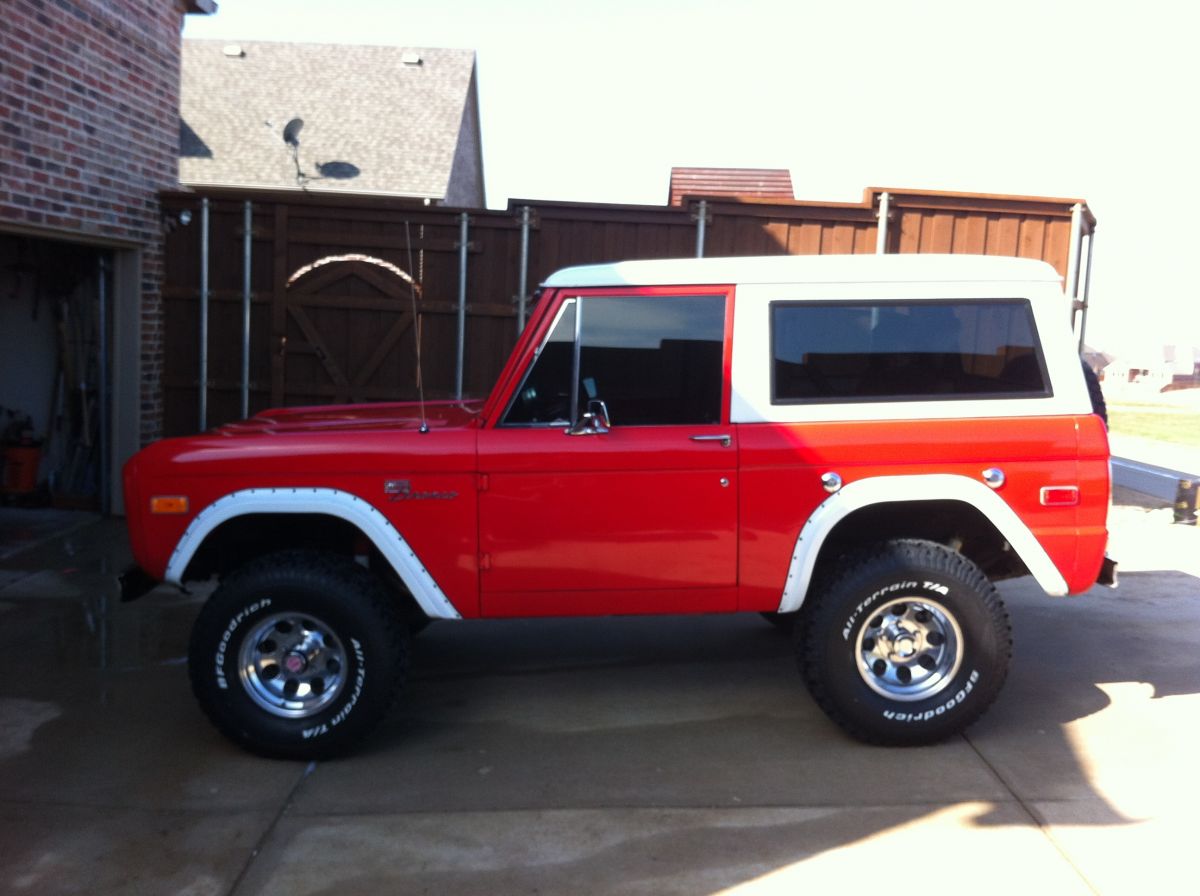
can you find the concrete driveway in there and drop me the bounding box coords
[0,500,1197,895]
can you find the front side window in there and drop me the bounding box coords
[503,294,726,426]
[504,299,577,424]
[771,300,1050,403]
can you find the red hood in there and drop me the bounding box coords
[216,400,485,435]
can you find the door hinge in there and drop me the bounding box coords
[479,473,489,492]
[479,552,492,572]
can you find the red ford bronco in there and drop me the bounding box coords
[122,254,1113,757]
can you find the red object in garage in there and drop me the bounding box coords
[2,444,41,494]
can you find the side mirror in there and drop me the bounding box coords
[567,399,611,436]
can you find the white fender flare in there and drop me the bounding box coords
[164,487,462,620]
[776,474,1068,613]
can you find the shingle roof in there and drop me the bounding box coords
[180,40,477,198]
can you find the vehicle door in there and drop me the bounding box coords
[477,288,737,616]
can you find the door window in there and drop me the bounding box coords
[502,294,726,426]
[503,299,577,425]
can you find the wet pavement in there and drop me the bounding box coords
[0,508,96,567]
[0,504,1198,895]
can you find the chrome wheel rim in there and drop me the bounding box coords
[237,612,347,718]
[855,597,963,702]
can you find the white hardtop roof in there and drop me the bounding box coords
[543,254,1063,289]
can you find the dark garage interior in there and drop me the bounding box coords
[1,233,110,513]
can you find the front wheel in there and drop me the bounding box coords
[798,540,1011,746]
[188,551,408,759]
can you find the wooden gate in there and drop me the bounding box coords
[279,255,418,407]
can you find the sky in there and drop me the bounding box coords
[184,0,1200,359]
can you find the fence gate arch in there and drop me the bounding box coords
[277,254,419,407]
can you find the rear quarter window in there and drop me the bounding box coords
[771,300,1051,403]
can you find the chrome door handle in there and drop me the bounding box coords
[690,434,732,448]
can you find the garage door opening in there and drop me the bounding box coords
[0,234,113,513]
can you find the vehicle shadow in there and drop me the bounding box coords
[361,566,1198,815]
[373,585,1170,836]
[281,566,1200,893]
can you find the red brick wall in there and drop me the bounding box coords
[1,0,191,443]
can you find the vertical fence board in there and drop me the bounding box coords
[1019,218,1048,260]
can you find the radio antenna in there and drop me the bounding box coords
[405,220,429,433]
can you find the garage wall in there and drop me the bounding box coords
[2,1,212,510]
[0,0,202,453]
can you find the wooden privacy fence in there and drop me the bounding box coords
[158,186,1096,437]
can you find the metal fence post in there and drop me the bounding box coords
[456,212,469,400]
[199,197,210,431]
[1077,229,1096,352]
[875,192,891,254]
[517,205,531,333]
[241,200,253,419]
[1065,202,1083,301]
[97,253,110,515]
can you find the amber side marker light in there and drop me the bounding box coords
[150,496,190,514]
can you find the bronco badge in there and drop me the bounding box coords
[384,479,458,501]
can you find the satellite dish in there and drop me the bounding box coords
[282,118,304,148]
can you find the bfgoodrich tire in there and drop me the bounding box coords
[799,540,1011,746]
[188,551,408,759]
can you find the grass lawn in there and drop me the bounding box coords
[1108,403,1200,449]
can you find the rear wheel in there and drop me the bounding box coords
[189,550,408,759]
[798,539,1011,745]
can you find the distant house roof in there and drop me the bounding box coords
[669,167,794,206]
[180,40,484,205]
